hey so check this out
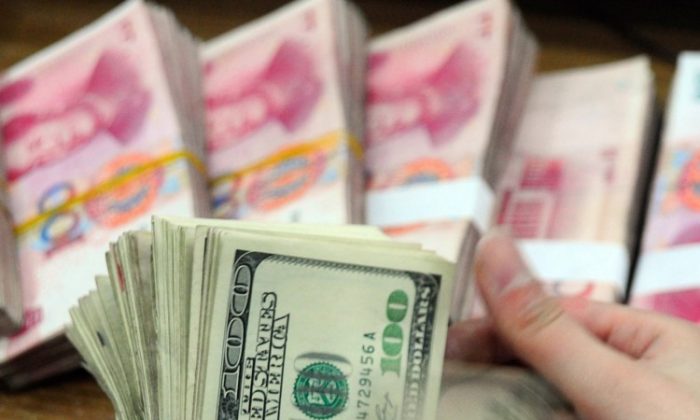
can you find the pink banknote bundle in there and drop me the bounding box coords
[205,39,322,152]
[364,0,538,320]
[366,43,482,148]
[631,53,700,323]
[204,0,367,224]
[495,57,656,306]
[0,160,21,335]
[0,0,208,387]
[2,49,151,182]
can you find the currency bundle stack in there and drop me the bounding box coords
[0,159,21,334]
[631,53,700,323]
[364,0,538,321]
[0,0,208,387]
[495,57,656,303]
[67,216,454,420]
[204,0,367,224]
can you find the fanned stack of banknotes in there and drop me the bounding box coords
[67,215,455,419]
[0,0,699,416]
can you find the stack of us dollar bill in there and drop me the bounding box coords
[0,0,208,387]
[67,215,454,419]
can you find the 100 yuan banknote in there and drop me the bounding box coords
[365,0,509,220]
[0,0,204,361]
[0,167,21,333]
[204,0,364,224]
[632,53,700,323]
[365,0,515,320]
[496,57,654,303]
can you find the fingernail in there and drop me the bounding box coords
[477,227,512,253]
[493,270,533,297]
[475,230,535,299]
[492,225,513,237]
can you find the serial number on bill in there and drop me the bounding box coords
[356,333,376,419]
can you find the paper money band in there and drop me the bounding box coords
[518,240,629,291]
[365,177,495,233]
[633,246,700,295]
[13,150,205,236]
[208,130,363,188]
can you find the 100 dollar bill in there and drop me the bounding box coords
[198,226,453,419]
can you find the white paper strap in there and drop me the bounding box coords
[518,240,630,291]
[365,177,494,232]
[633,245,700,295]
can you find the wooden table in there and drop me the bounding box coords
[0,370,113,419]
[1,0,699,418]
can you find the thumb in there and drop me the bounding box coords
[474,230,643,415]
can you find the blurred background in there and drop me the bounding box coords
[2,0,700,102]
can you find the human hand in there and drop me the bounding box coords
[446,230,700,419]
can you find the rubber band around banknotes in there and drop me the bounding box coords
[208,130,363,188]
[13,150,205,236]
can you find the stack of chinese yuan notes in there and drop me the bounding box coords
[364,0,538,320]
[204,0,367,224]
[496,57,656,305]
[0,0,208,387]
[0,162,21,335]
[631,53,700,323]
[67,216,454,420]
